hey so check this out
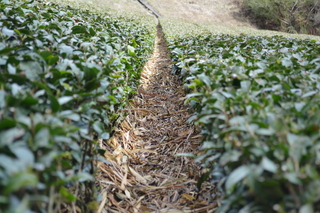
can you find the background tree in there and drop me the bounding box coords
[243,0,320,35]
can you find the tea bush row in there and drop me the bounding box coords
[0,0,155,212]
[168,33,320,212]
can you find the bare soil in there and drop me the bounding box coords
[96,25,217,213]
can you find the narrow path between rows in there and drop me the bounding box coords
[96,25,217,213]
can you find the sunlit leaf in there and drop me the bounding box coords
[20,61,43,81]
[261,156,277,173]
[59,187,77,202]
[58,96,73,105]
[225,165,250,194]
[299,204,313,213]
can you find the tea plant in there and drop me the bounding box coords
[168,33,320,212]
[0,0,155,212]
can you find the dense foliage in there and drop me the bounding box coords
[0,0,155,212]
[242,0,320,35]
[168,34,320,212]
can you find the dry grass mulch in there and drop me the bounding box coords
[96,25,217,213]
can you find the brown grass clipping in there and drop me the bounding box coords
[96,25,218,213]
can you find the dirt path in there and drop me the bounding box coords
[96,25,217,212]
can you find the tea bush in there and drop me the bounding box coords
[0,0,155,212]
[168,33,320,212]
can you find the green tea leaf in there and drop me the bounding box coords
[20,61,43,81]
[35,128,50,148]
[59,187,77,202]
[4,172,38,195]
[261,156,277,173]
[127,45,136,56]
[58,96,73,105]
[0,118,16,130]
[71,26,88,34]
[49,95,60,113]
[225,165,250,194]
[299,204,313,213]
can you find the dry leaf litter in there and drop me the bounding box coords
[96,25,217,213]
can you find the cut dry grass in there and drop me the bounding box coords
[145,0,252,28]
[145,0,320,40]
[96,25,218,213]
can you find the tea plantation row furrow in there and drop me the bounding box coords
[0,0,155,212]
[168,34,320,212]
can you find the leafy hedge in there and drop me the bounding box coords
[168,34,320,212]
[0,0,155,212]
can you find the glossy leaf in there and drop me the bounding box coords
[225,165,250,194]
